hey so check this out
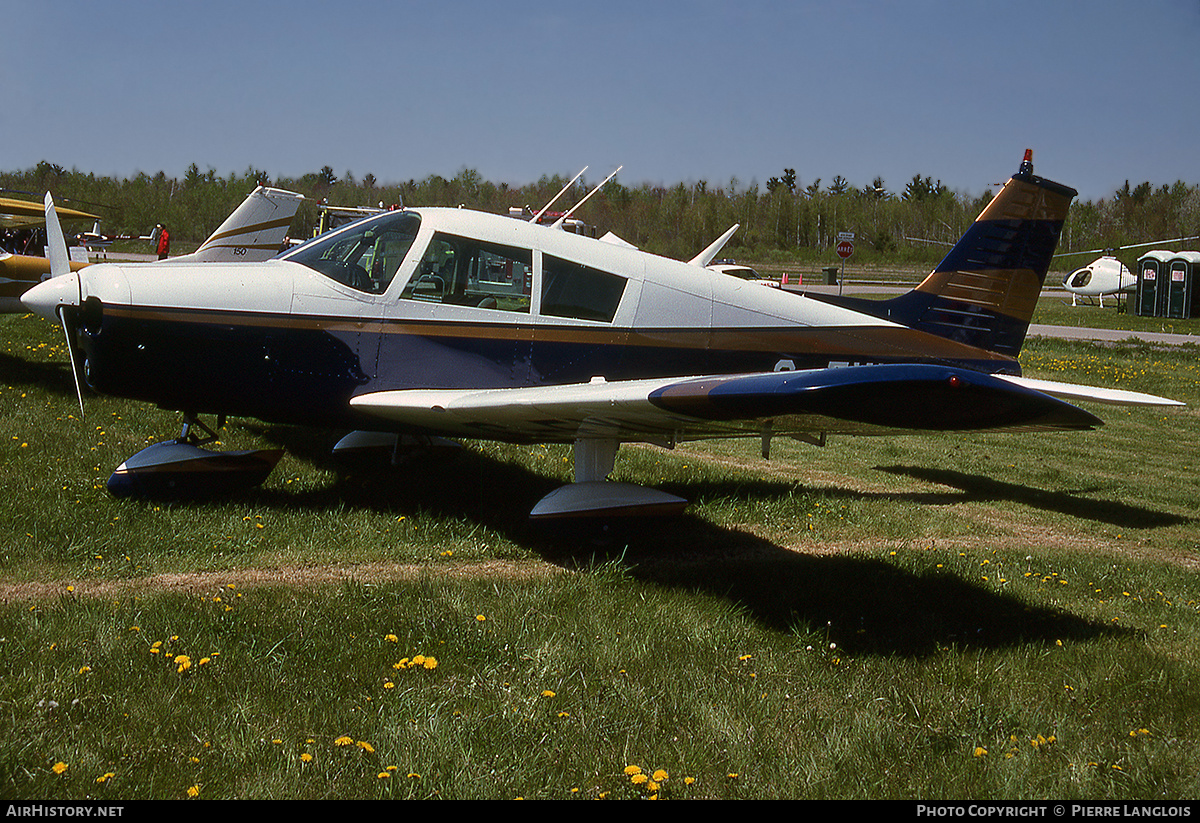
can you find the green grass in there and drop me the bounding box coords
[0,313,1198,799]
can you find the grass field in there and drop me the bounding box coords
[0,307,1198,800]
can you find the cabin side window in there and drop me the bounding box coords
[285,211,421,294]
[400,232,532,313]
[541,255,627,322]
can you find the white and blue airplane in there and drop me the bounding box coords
[23,152,1182,518]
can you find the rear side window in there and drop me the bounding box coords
[541,255,626,322]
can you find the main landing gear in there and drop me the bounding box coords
[529,438,687,520]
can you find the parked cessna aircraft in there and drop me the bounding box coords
[1060,236,1200,307]
[23,152,1183,518]
[0,186,303,313]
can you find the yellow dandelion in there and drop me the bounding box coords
[187,785,199,798]
[334,735,354,747]
[384,681,395,689]
[423,656,438,670]
[300,753,313,763]
[684,776,695,785]
[95,772,115,784]
[974,747,987,757]
[385,634,398,643]
[542,689,556,698]
[174,655,192,673]
[476,614,486,622]
[377,772,390,779]
[652,769,669,782]
[52,762,68,775]
[356,741,375,753]
[624,765,642,776]
[630,773,648,785]
[78,665,91,674]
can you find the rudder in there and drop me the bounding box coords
[833,151,1076,358]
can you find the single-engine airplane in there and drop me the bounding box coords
[0,186,304,313]
[23,152,1183,517]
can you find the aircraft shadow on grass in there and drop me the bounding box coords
[0,338,1158,658]
[246,425,1133,657]
[877,465,1192,530]
[0,349,81,401]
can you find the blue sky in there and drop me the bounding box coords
[5,0,1200,202]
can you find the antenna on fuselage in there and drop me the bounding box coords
[688,224,740,267]
[552,166,623,230]
[531,167,588,224]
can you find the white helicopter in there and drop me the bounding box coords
[1059,236,1200,307]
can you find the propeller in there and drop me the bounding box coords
[43,193,86,420]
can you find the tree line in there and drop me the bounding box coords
[5,161,1200,267]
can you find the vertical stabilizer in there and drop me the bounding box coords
[832,152,1077,358]
[182,187,304,262]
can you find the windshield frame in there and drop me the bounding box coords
[280,210,422,294]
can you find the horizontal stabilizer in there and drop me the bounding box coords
[994,375,1185,407]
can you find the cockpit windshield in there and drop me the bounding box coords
[282,211,421,294]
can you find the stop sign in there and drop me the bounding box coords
[836,240,854,259]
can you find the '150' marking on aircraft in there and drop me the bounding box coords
[24,152,1183,518]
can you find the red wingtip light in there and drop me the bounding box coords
[947,375,963,388]
[1024,149,1033,163]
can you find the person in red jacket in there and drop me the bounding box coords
[155,224,170,260]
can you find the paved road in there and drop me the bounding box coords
[1026,324,1198,346]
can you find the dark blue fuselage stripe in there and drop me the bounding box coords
[79,311,1011,429]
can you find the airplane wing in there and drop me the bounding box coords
[349,363,1106,444]
[0,196,98,229]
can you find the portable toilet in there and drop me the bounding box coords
[1165,251,1200,319]
[1135,250,1175,317]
